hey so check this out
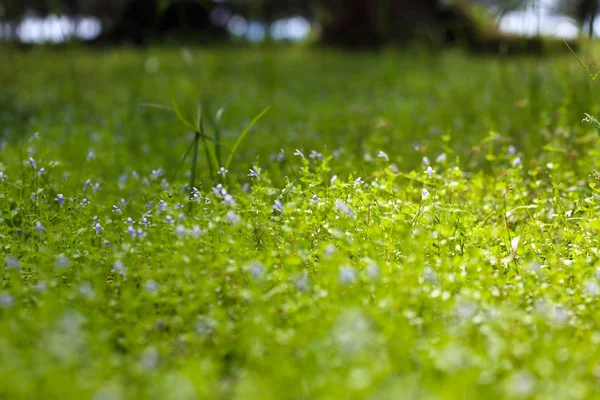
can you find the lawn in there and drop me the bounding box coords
[1,44,600,399]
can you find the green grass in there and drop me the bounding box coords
[2,45,600,399]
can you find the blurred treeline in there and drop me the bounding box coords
[1,0,599,46]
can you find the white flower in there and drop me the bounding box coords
[339,266,357,284]
[436,153,447,163]
[425,166,435,178]
[273,200,284,212]
[377,151,389,160]
[294,149,304,158]
[248,169,260,179]
[218,167,228,176]
[422,188,430,199]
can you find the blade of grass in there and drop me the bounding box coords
[171,88,197,132]
[225,105,271,170]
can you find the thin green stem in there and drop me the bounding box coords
[189,132,201,214]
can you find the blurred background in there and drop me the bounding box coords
[0,0,597,48]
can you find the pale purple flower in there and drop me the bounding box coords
[158,200,168,211]
[422,156,431,166]
[161,179,170,190]
[508,145,517,155]
[126,226,137,238]
[34,221,44,237]
[178,212,185,221]
[112,205,121,213]
[512,157,522,167]
[0,294,13,308]
[4,256,20,270]
[204,198,211,204]
[165,215,174,224]
[425,166,435,178]
[29,132,40,141]
[125,217,134,225]
[377,151,389,160]
[113,260,126,276]
[119,198,127,206]
[151,169,164,179]
[83,179,91,190]
[330,175,338,185]
[223,194,236,206]
[141,217,150,227]
[56,255,69,268]
[218,167,228,176]
[94,222,102,235]
[38,167,45,175]
[145,280,158,292]
[81,198,89,206]
[55,194,64,206]
[226,210,240,225]
[86,150,95,160]
[191,226,203,237]
[213,184,227,197]
[119,173,128,184]
[294,149,304,158]
[191,187,202,200]
[273,200,284,212]
[248,169,260,179]
[309,150,324,161]
[175,225,187,236]
[132,171,139,179]
[335,199,355,218]
[422,188,430,199]
[436,153,447,163]
[137,228,145,237]
[0,172,5,182]
[92,182,101,192]
[249,262,264,278]
[354,177,364,185]
[175,203,183,210]
[310,195,320,202]
[28,157,37,169]
[339,266,357,284]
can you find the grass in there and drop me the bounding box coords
[2,44,600,399]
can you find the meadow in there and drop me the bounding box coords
[1,44,600,399]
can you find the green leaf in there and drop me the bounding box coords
[225,105,271,170]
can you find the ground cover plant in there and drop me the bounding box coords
[2,45,600,399]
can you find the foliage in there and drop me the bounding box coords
[2,45,600,398]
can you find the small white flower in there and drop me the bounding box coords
[425,166,435,178]
[248,169,260,179]
[86,150,95,160]
[112,205,121,213]
[94,222,102,235]
[377,151,389,160]
[330,175,338,185]
[81,198,89,206]
[354,177,364,185]
[422,188,430,199]
[0,172,5,182]
[422,156,430,166]
[218,167,228,176]
[436,153,447,163]
[512,157,522,167]
[294,149,304,158]
[28,157,37,169]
